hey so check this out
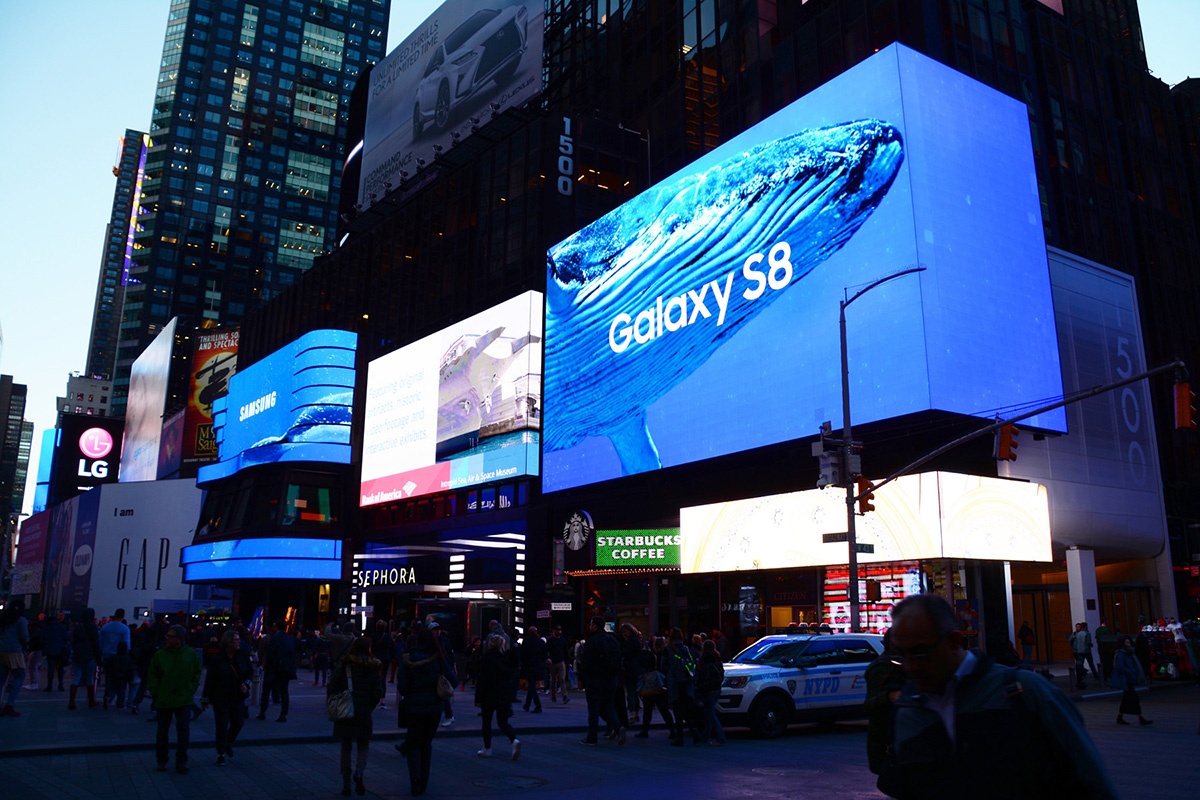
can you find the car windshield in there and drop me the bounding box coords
[732,638,812,666]
[445,10,500,53]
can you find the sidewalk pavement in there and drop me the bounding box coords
[0,678,591,758]
[1,662,1189,758]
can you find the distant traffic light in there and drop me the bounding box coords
[1175,382,1197,430]
[856,476,876,514]
[995,424,1019,461]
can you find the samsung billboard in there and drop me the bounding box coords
[542,44,1066,493]
[361,291,542,505]
[358,0,544,205]
[198,330,357,483]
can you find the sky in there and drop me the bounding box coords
[0,0,1195,519]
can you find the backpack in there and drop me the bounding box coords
[598,633,621,677]
[668,645,696,685]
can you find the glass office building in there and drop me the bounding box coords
[87,0,390,417]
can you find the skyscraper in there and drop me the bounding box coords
[92,0,391,417]
[84,130,148,385]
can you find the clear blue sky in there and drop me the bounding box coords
[0,1,1195,517]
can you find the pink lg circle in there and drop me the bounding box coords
[79,428,114,459]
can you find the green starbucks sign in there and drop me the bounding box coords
[595,529,681,568]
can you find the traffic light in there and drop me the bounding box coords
[1175,382,1197,430]
[995,424,1019,461]
[864,579,882,602]
[856,476,876,514]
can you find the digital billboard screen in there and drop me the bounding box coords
[49,414,125,505]
[542,44,1065,492]
[11,510,50,596]
[360,290,542,505]
[359,0,544,205]
[184,327,239,466]
[198,330,357,483]
[679,472,1052,574]
[120,318,176,482]
[181,537,343,582]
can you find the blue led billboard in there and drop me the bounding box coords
[198,330,357,483]
[542,44,1065,492]
[181,537,343,581]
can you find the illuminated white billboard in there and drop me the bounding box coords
[359,0,544,205]
[120,318,177,482]
[679,472,1052,574]
[360,290,542,505]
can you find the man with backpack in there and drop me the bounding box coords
[878,595,1118,799]
[578,616,623,746]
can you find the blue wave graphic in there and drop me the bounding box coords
[545,120,905,475]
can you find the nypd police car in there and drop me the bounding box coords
[717,632,885,737]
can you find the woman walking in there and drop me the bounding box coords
[200,629,253,765]
[328,636,383,796]
[396,626,451,796]
[695,639,726,745]
[0,598,30,716]
[475,633,521,759]
[1112,635,1152,727]
[634,637,674,738]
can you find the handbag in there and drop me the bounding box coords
[637,669,666,697]
[326,668,355,721]
[437,673,455,700]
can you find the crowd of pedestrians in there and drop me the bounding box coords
[2,600,1195,799]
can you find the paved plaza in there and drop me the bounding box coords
[1,674,1197,799]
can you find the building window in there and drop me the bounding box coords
[301,22,344,70]
[277,219,325,269]
[284,151,331,200]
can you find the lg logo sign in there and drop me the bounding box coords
[78,427,114,479]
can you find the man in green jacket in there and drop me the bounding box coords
[148,624,201,774]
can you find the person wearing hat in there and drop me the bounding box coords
[148,624,202,773]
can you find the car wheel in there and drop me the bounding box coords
[412,102,424,140]
[434,83,451,130]
[749,695,791,739]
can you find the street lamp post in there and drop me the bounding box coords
[839,267,924,633]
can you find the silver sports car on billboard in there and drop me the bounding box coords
[413,6,529,138]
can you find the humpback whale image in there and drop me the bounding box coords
[247,390,354,455]
[544,119,905,477]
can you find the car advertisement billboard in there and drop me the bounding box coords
[679,472,1052,574]
[49,414,125,505]
[360,290,542,505]
[197,330,357,483]
[11,510,50,596]
[358,0,544,205]
[184,327,239,466]
[119,317,177,482]
[542,43,1065,492]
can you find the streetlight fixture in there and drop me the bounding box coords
[839,266,924,632]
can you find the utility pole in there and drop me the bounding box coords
[839,267,924,633]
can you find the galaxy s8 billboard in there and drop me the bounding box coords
[198,330,357,483]
[542,44,1066,492]
[360,291,541,505]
